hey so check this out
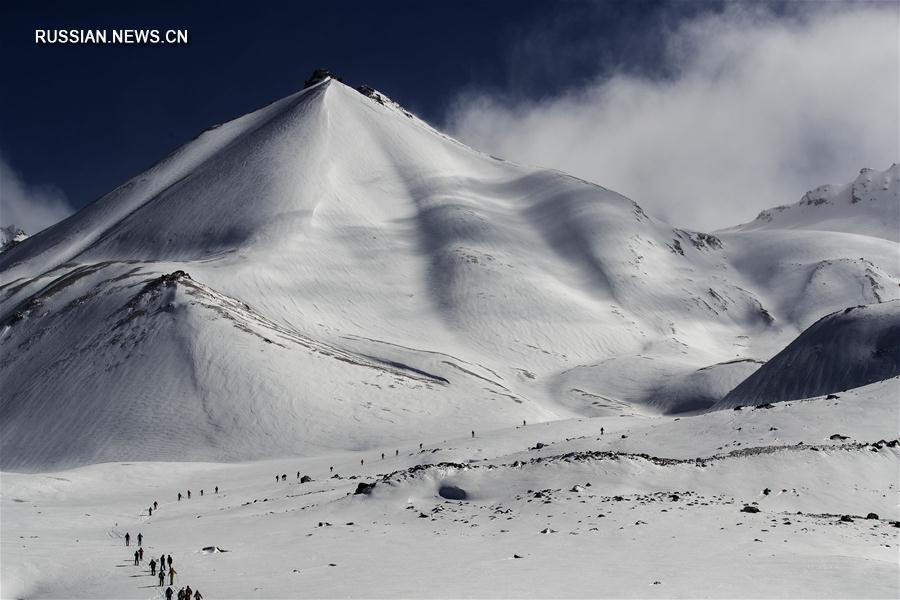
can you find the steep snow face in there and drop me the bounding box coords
[726,164,900,242]
[1,77,898,469]
[713,301,900,409]
[0,266,551,471]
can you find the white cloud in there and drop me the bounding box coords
[0,155,72,235]
[448,4,900,231]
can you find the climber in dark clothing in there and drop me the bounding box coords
[159,570,166,586]
[137,533,143,546]
[165,585,173,598]
[149,506,153,516]
[214,486,218,494]
[187,490,191,499]
[167,555,173,569]
[178,492,182,501]
[194,590,204,600]
[134,550,140,565]
[138,547,144,561]
[154,501,158,509]
[150,558,157,576]
[125,532,130,546]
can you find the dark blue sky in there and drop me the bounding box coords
[1,0,727,213]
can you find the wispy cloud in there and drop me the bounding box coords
[0,155,72,235]
[447,3,900,231]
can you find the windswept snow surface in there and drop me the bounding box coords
[1,78,899,469]
[726,164,900,243]
[1,381,897,599]
[714,301,900,409]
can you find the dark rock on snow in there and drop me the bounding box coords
[353,482,376,495]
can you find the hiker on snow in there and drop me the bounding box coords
[138,547,144,561]
[137,533,143,545]
[158,569,166,586]
[133,550,139,565]
[124,532,130,546]
[165,585,173,599]
[150,558,157,576]
[169,566,177,585]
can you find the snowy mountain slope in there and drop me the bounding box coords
[1,76,898,470]
[550,354,762,415]
[2,379,897,599]
[715,230,898,332]
[713,301,900,409]
[725,164,900,242]
[0,265,553,471]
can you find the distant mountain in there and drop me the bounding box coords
[725,164,899,242]
[1,75,897,470]
[0,225,27,253]
[713,301,900,409]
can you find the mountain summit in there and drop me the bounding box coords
[1,77,897,470]
[728,164,899,242]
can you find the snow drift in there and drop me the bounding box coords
[714,301,900,409]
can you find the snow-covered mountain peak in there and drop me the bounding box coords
[1,77,898,470]
[0,225,27,253]
[727,164,899,241]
